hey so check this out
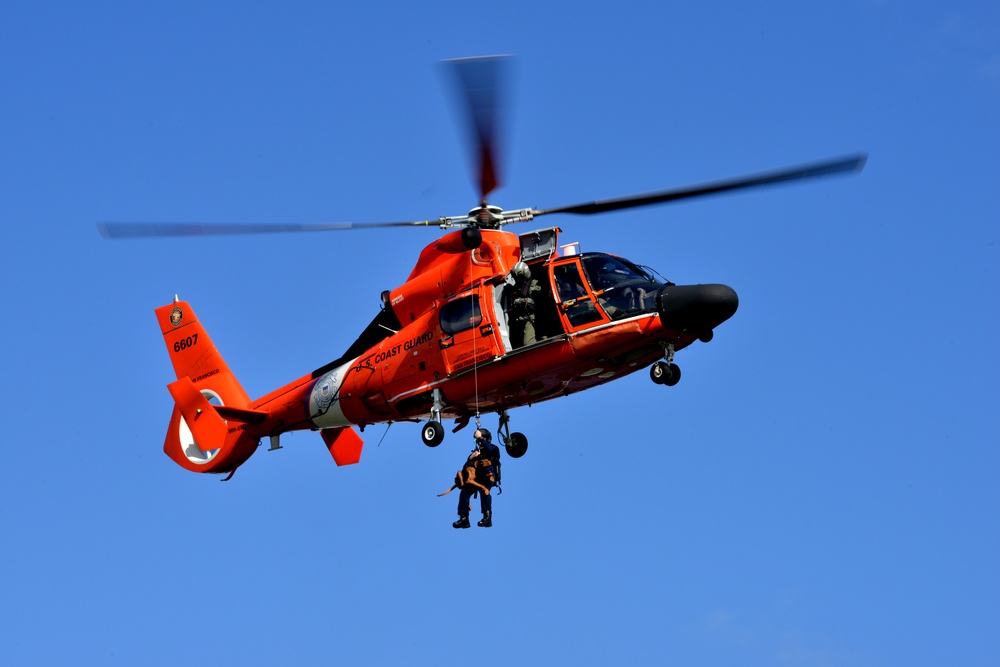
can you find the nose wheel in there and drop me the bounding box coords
[650,361,681,386]
[650,343,681,387]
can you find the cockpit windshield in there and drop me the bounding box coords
[581,253,667,320]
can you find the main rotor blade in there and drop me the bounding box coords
[96,220,438,239]
[534,153,867,217]
[445,55,511,202]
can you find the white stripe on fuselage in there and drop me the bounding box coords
[308,358,358,428]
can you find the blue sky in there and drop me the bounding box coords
[1,2,997,665]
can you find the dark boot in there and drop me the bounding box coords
[452,514,470,529]
[477,511,492,528]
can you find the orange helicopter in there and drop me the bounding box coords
[100,56,866,478]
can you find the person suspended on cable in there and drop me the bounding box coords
[450,427,501,529]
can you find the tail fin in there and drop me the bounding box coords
[155,300,260,474]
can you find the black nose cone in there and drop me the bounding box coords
[657,283,739,337]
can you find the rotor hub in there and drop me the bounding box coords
[469,205,505,229]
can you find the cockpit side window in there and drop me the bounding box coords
[581,253,664,320]
[554,263,588,300]
[584,256,644,289]
[553,262,603,327]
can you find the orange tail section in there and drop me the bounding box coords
[155,300,262,474]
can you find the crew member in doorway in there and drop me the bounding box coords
[509,262,541,348]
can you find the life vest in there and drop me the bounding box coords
[476,442,501,489]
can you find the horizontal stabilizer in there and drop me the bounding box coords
[215,405,268,423]
[320,427,364,466]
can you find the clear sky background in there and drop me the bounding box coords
[2,2,997,665]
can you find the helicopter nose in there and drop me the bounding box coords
[656,283,739,340]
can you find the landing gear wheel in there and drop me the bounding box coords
[421,421,445,447]
[650,361,672,385]
[505,432,528,458]
[664,363,681,386]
